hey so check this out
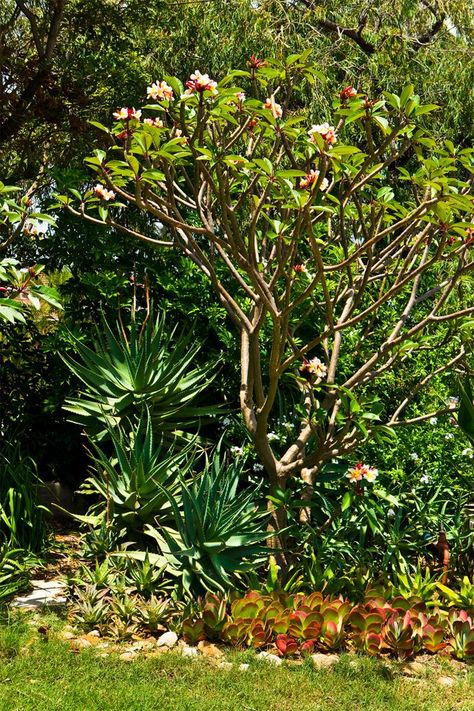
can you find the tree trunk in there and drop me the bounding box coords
[299,466,314,523]
[266,471,289,566]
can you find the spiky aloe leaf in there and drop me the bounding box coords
[62,311,221,442]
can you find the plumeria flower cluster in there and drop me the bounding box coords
[113,107,141,121]
[185,70,218,95]
[94,184,115,201]
[249,54,267,70]
[299,356,327,383]
[264,95,283,119]
[143,117,164,127]
[308,122,337,146]
[339,86,357,101]
[299,170,328,191]
[346,462,378,484]
[147,80,174,102]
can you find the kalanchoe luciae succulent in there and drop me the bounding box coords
[202,593,228,636]
[421,623,447,654]
[182,617,206,645]
[382,611,417,660]
[448,610,474,660]
[275,634,299,657]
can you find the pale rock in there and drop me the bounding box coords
[119,651,139,662]
[182,646,199,658]
[69,637,92,651]
[259,652,282,666]
[438,676,455,687]
[89,629,101,638]
[311,653,339,669]
[61,631,76,640]
[402,661,425,677]
[197,641,223,658]
[239,663,250,671]
[218,661,233,670]
[156,631,178,649]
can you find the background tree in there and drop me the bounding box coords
[58,55,474,540]
[2,0,473,493]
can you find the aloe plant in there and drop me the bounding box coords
[62,311,220,442]
[82,411,193,533]
[146,449,272,594]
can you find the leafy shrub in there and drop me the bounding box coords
[0,545,36,603]
[289,469,473,596]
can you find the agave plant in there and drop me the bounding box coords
[62,310,220,442]
[81,412,194,533]
[146,448,272,594]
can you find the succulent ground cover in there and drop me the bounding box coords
[66,575,474,663]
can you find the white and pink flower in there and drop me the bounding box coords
[94,184,115,201]
[299,170,329,191]
[147,81,174,102]
[299,357,327,382]
[308,123,337,146]
[185,70,218,94]
[264,95,283,119]
[346,463,378,483]
[113,107,142,121]
[340,86,357,101]
[143,117,164,127]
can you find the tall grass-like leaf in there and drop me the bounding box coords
[458,376,474,446]
[0,442,48,552]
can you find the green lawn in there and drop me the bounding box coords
[0,615,472,711]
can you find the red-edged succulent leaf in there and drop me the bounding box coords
[288,610,323,641]
[275,634,299,657]
[422,624,447,654]
[305,592,324,611]
[320,619,346,650]
[247,619,269,648]
[365,632,383,656]
[270,615,289,635]
[300,639,316,654]
[231,591,267,619]
[182,617,205,644]
[382,613,415,660]
[221,619,247,646]
[349,609,384,634]
[448,619,474,660]
[202,593,227,633]
[264,601,285,623]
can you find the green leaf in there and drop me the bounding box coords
[341,491,352,512]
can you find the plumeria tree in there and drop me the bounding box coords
[56,53,474,541]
